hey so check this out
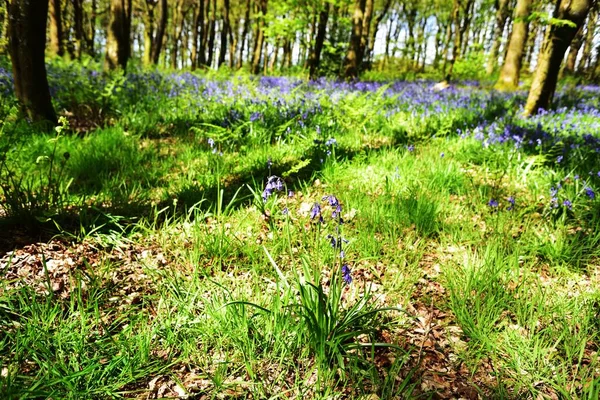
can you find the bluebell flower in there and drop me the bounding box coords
[282,207,289,215]
[310,203,322,221]
[288,190,294,198]
[507,196,515,211]
[585,187,595,200]
[407,145,415,152]
[250,111,262,122]
[574,175,580,180]
[556,155,563,163]
[563,199,572,210]
[341,264,352,285]
[440,152,445,158]
[488,199,499,208]
[262,175,284,202]
[325,138,337,146]
[326,234,337,248]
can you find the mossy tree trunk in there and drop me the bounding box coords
[343,0,366,80]
[104,0,133,71]
[8,0,57,125]
[494,0,532,90]
[524,0,593,116]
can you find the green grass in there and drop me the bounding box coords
[1,67,600,398]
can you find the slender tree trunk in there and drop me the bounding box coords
[237,0,251,68]
[206,0,217,68]
[171,0,184,69]
[523,17,538,70]
[191,2,201,70]
[150,0,167,65]
[495,0,532,90]
[486,0,510,74]
[86,0,97,56]
[218,0,230,67]
[307,2,330,79]
[343,0,366,79]
[445,0,461,78]
[524,0,593,116]
[142,1,155,65]
[8,0,57,124]
[105,0,133,70]
[49,0,64,57]
[251,0,268,74]
[1,6,8,55]
[71,0,84,58]
[565,25,585,74]
[441,13,453,74]
[578,6,597,73]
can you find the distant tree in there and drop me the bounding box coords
[105,0,133,70]
[0,3,8,55]
[49,0,64,57]
[343,0,374,79]
[486,0,510,74]
[494,0,532,90]
[251,0,268,74]
[8,0,57,124]
[578,4,598,74]
[307,0,331,79]
[524,0,594,116]
[141,0,168,65]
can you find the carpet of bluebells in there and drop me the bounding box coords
[1,62,600,398]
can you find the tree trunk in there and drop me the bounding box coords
[251,0,268,74]
[49,0,64,57]
[150,0,167,65]
[486,0,510,74]
[85,0,97,56]
[191,1,202,70]
[524,0,593,116]
[564,25,585,74]
[494,0,532,90]
[307,2,330,79]
[523,17,538,70]
[343,0,366,79]
[218,0,230,67]
[104,0,133,70]
[142,0,155,65]
[237,0,251,69]
[578,6,598,73]
[171,0,184,69]
[445,0,461,78]
[206,0,217,68]
[72,0,84,58]
[8,0,57,124]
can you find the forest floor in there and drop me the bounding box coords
[1,70,600,399]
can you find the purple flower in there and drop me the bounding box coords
[574,175,580,180]
[310,202,322,221]
[288,190,294,198]
[341,264,352,285]
[250,111,262,122]
[440,152,445,158]
[556,155,563,163]
[507,196,515,211]
[326,234,337,248]
[407,145,415,152]
[262,175,284,202]
[208,138,215,148]
[282,207,289,215]
[325,138,337,147]
[563,199,572,210]
[585,187,595,200]
[488,199,499,208]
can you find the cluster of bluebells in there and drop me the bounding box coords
[310,194,352,285]
[262,175,284,202]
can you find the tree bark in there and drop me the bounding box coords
[251,0,268,74]
[494,0,532,90]
[49,0,64,57]
[307,1,330,79]
[206,0,217,68]
[578,6,598,73]
[218,0,230,67]
[72,0,84,58]
[171,0,185,69]
[8,0,57,124]
[524,0,593,116]
[104,0,133,70]
[564,25,584,74]
[486,0,510,74]
[237,0,251,69]
[343,0,366,79]
[150,0,167,65]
